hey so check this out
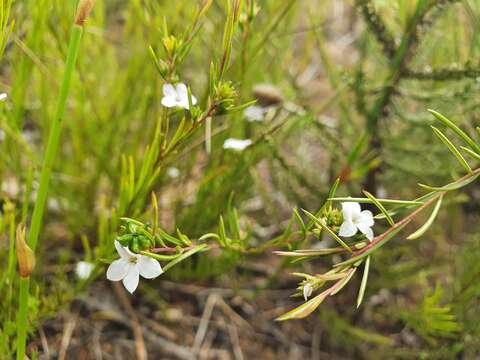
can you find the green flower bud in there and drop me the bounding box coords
[130,238,140,253]
[138,236,151,250]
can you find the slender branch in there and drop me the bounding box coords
[356,167,480,257]
[404,66,480,81]
[355,0,396,59]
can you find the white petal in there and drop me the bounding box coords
[341,202,361,220]
[223,138,253,151]
[358,210,374,227]
[163,84,176,97]
[178,98,191,110]
[0,93,7,101]
[122,265,140,293]
[106,259,128,281]
[357,223,374,241]
[338,220,357,238]
[114,240,132,260]
[161,96,177,108]
[190,94,197,106]
[244,105,264,122]
[175,83,188,98]
[138,256,163,279]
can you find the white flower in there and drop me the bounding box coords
[303,284,313,301]
[339,202,375,241]
[106,240,163,294]
[244,105,265,122]
[161,83,197,109]
[223,138,253,151]
[0,93,7,101]
[75,261,94,279]
[167,167,180,179]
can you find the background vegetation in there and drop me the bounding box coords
[1,0,480,358]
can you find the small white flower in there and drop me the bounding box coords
[106,240,163,294]
[161,83,197,109]
[339,202,375,241]
[244,105,265,122]
[0,93,7,101]
[167,167,180,179]
[75,261,94,279]
[223,138,253,151]
[303,284,313,301]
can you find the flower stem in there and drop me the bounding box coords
[16,24,84,360]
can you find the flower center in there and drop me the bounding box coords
[128,256,137,264]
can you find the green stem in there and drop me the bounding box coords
[16,24,84,360]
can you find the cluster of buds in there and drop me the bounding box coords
[115,218,156,253]
[323,207,343,234]
[213,81,238,114]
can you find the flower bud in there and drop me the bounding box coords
[75,0,96,26]
[162,36,181,57]
[16,226,36,278]
[303,283,313,301]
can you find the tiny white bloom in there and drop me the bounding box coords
[223,138,253,151]
[0,93,7,101]
[167,167,180,179]
[243,105,265,122]
[339,202,375,241]
[75,261,94,279]
[161,83,197,109]
[303,283,313,301]
[106,240,163,294]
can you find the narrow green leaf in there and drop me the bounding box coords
[324,177,340,211]
[334,220,411,268]
[431,126,472,173]
[156,227,182,246]
[302,209,353,253]
[460,146,480,161]
[418,172,480,192]
[428,109,480,154]
[274,247,346,257]
[275,290,330,321]
[363,190,394,226]
[292,207,306,233]
[407,196,443,240]
[307,177,341,230]
[163,244,208,272]
[356,256,370,308]
[198,233,220,241]
[330,267,356,295]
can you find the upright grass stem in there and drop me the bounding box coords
[16,23,84,360]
